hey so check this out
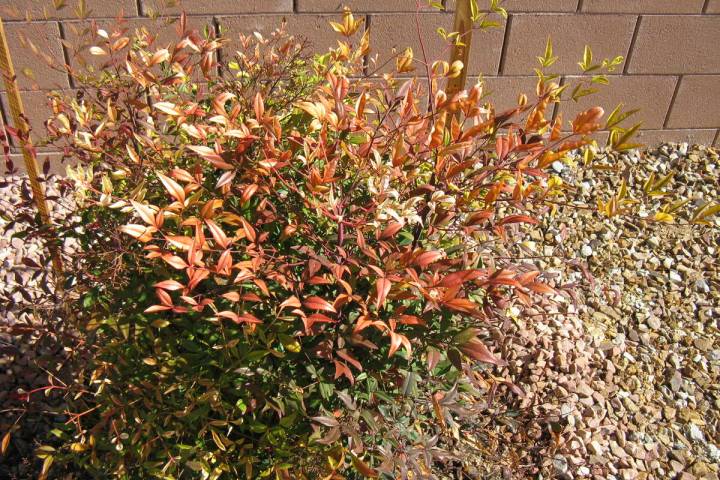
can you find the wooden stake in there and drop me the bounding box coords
[446,0,474,98]
[0,17,64,285]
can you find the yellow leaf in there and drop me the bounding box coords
[653,212,674,223]
[396,47,415,73]
[211,429,227,451]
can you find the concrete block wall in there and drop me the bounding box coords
[1,0,719,153]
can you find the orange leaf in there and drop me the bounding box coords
[155,288,173,306]
[240,217,256,243]
[1,432,10,455]
[351,454,378,478]
[153,280,184,291]
[375,278,391,310]
[443,298,478,313]
[499,214,539,226]
[254,92,264,120]
[157,172,185,204]
[379,222,403,240]
[303,296,336,313]
[414,250,443,269]
[221,291,240,302]
[438,270,484,288]
[388,331,411,358]
[527,282,556,295]
[572,106,604,134]
[429,111,447,149]
[131,200,157,227]
[279,296,302,310]
[205,219,231,248]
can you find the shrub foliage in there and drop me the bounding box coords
[2,6,638,479]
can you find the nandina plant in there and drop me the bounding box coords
[3,6,637,479]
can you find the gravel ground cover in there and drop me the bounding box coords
[0,143,718,478]
[540,143,720,480]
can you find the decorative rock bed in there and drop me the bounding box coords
[0,144,718,479]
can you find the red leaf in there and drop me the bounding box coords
[527,282,556,295]
[303,296,337,313]
[460,338,507,366]
[279,296,302,310]
[438,270,484,288]
[237,313,262,324]
[187,145,233,169]
[426,347,441,371]
[375,278,391,310]
[413,250,444,268]
[498,214,539,226]
[465,210,494,226]
[337,349,363,371]
[379,222,403,240]
[443,298,478,313]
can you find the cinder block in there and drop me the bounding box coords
[480,76,544,113]
[706,0,720,13]
[582,0,705,13]
[297,0,435,12]
[628,16,720,74]
[3,22,69,91]
[4,151,68,176]
[1,89,65,147]
[502,14,636,75]
[0,0,138,20]
[140,0,291,15]
[368,13,505,75]
[666,76,720,128]
[445,0,579,11]
[632,129,718,147]
[62,16,215,77]
[558,75,677,129]
[216,14,361,57]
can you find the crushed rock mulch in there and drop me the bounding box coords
[1,144,718,479]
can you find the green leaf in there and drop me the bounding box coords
[579,45,593,72]
[537,37,558,67]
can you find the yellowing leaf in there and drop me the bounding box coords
[131,200,157,226]
[157,172,186,204]
[153,101,182,116]
[89,46,107,56]
[653,211,674,223]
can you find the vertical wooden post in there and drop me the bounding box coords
[446,0,474,97]
[0,17,64,285]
